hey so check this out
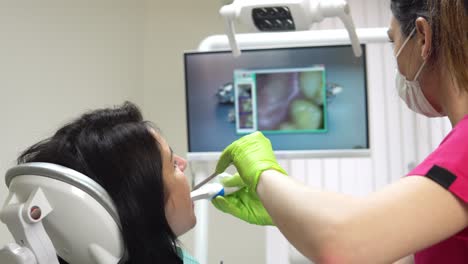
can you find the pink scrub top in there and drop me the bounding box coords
[408,115,468,263]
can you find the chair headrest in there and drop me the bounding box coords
[4,162,124,263]
[6,162,120,226]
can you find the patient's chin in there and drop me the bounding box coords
[190,215,197,229]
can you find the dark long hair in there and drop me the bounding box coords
[391,0,468,91]
[18,102,183,264]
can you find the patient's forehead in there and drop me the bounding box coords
[148,128,170,160]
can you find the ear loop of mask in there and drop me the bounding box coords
[413,59,427,81]
[396,27,426,81]
[396,27,417,58]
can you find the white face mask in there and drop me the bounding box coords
[395,28,443,117]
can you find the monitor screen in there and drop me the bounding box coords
[184,45,368,153]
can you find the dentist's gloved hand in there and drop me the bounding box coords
[212,173,274,225]
[215,131,287,192]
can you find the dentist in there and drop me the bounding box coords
[212,0,468,263]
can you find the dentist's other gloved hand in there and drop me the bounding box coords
[212,173,274,225]
[215,131,287,192]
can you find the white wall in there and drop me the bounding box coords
[0,0,145,247]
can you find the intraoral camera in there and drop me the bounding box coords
[220,0,362,57]
[0,163,124,264]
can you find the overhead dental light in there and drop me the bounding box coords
[219,0,362,57]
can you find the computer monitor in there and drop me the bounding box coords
[184,45,369,155]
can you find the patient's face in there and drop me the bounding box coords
[154,132,196,236]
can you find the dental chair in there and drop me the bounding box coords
[0,163,125,264]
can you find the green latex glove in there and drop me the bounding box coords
[215,131,287,192]
[211,173,274,226]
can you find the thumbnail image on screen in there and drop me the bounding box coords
[236,83,255,130]
[234,66,327,134]
[184,45,368,152]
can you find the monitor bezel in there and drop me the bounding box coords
[183,44,370,159]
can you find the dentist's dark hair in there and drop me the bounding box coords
[391,0,468,92]
[17,102,183,264]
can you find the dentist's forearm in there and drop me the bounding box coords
[256,170,362,263]
[257,170,468,264]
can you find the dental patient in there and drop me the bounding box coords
[17,102,197,264]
